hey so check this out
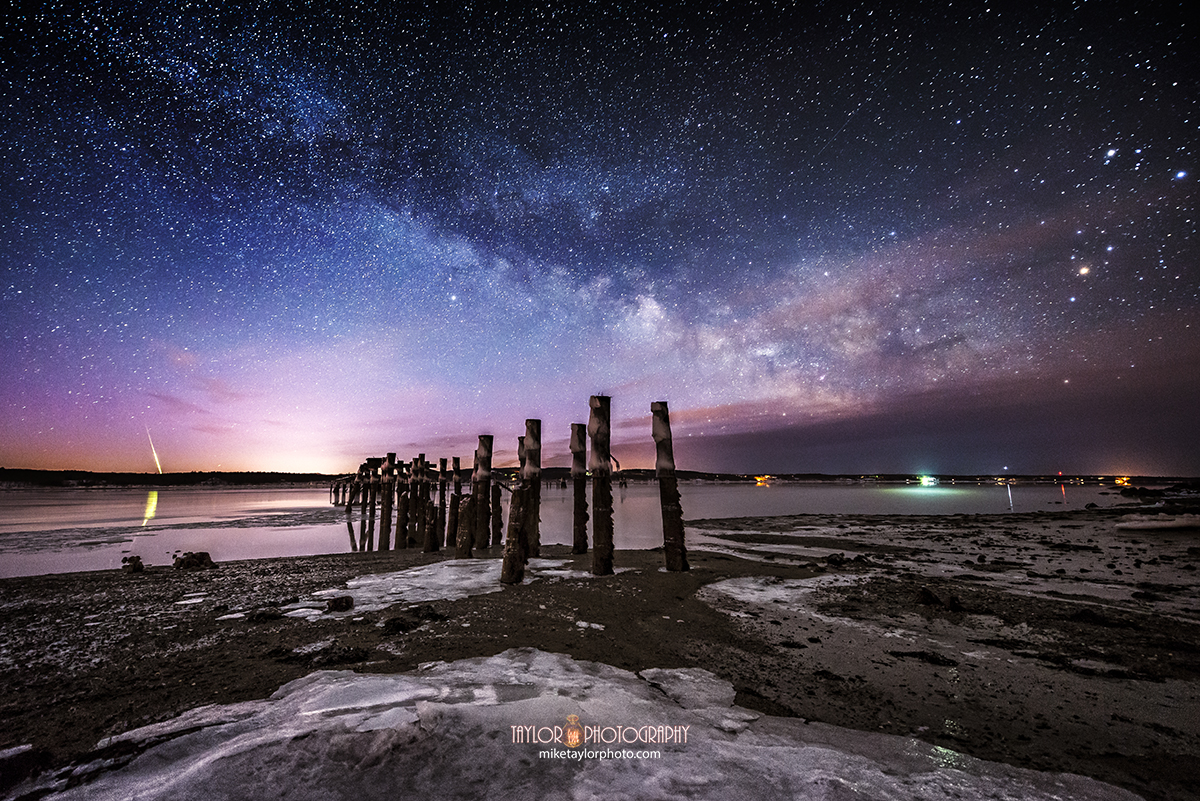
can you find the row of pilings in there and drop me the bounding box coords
[329,396,688,580]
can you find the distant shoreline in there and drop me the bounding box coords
[3,466,1198,489]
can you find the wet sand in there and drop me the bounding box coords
[1,506,1198,800]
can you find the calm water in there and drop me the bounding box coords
[0,482,1129,578]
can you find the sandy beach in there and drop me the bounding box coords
[1,504,1198,800]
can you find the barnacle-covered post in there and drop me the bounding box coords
[570,422,589,554]
[589,395,614,575]
[652,401,688,571]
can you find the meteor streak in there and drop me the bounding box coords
[145,426,163,474]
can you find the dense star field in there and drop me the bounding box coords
[2,2,1197,475]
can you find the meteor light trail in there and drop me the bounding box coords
[145,426,163,475]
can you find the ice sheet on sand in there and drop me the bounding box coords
[309,558,598,613]
[701,573,863,612]
[14,649,1139,801]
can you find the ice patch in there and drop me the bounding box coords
[701,574,864,613]
[308,558,618,614]
[14,649,1139,801]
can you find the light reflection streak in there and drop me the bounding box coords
[142,491,158,526]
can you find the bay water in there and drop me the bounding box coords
[0,481,1130,578]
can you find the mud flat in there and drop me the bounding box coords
[1,507,1197,800]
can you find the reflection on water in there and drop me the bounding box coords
[142,491,158,527]
[0,482,1124,578]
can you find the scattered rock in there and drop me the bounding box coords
[173,551,217,570]
[312,643,371,665]
[1067,607,1129,627]
[916,586,965,611]
[381,603,447,634]
[247,607,284,622]
[887,649,960,667]
[825,552,846,566]
[325,595,354,613]
[120,555,143,573]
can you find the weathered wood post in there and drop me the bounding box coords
[455,493,475,558]
[652,401,689,571]
[500,489,527,583]
[469,449,480,545]
[474,435,493,550]
[501,434,529,584]
[412,454,427,551]
[571,422,589,554]
[367,459,383,551]
[589,395,614,575]
[357,463,369,549]
[407,455,420,547]
[395,461,409,549]
[491,483,503,547]
[380,453,395,551]
[424,457,440,553]
[523,419,542,558]
[345,475,359,551]
[437,457,448,549]
[446,457,461,546]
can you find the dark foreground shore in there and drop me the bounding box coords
[1,508,1198,800]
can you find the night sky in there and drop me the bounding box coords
[2,2,1197,476]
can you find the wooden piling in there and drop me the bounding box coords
[366,461,382,551]
[407,456,419,547]
[501,436,529,584]
[473,435,493,550]
[357,464,369,550]
[589,395,614,575]
[500,486,527,583]
[411,454,426,551]
[437,458,448,549]
[652,401,689,571]
[446,457,461,545]
[523,419,542,558]
[491,483,503,547]
[379,454,395,551]
[345,477,358,551]
[570,422,589,554]
[396,489,409,549]
[455,493,474,558]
